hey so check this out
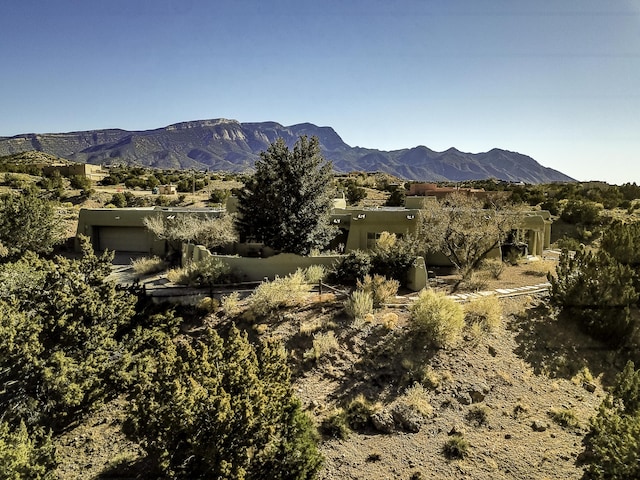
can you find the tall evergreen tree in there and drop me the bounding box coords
[236,136,337,255]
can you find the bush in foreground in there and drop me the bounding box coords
[128,325,322,479]
[586,361,640,480]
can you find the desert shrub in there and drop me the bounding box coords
[482,258,505,279]
[128,326,323,479]
[357,274,399,307]
[398,383,433,418]
[371,234,417,285]
[165,257,232,287]
[464,295,502,333]
[303,264,327,284]
[460,271,490,292]
[221,291,242,317]
[381,312,399,330]
[131,256,166,275]
[197,296,219,313]
[410,289,465,348]
[0,420,57,479]
[345,394,379,430]
[556,236,582,251]
[586,361,640,479]
[550,249,638,344]
[443,434,469,459]
[321,409,350,439]
[303,331,339,361]
[548,408,580,429]
[247,270,309,318]
[411,365,443,390]
[344,289,374,324]
[331,250,372,284]
[0,240,137,430]
[466,405,490,426]
[561,199,602,225]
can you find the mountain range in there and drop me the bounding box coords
[0,119,574,183]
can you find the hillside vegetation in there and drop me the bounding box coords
[1,156,640,478]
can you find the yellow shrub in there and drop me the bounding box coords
[344,289,373,323]
[247,270,309,318]
[410,289,464,348]
[464,295,502,333]
[303,331,340,361]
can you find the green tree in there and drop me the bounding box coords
[587,362,640,480]
[0,191,65,257]
[128,325,322,479]
[384,187,405,207]
[0,420,57,479]
[560,199,602,225]
[0,238,137,429]
[549,249,638,343]
[236,136,337,255]
[344,182,366,206]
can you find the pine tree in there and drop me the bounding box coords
[236,136,337,255]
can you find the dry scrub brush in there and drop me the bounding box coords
[131,256,166,275]
[356,274,399,307]
[246,270,309,318]
[464,295,502,334]
[410,289,464,348]
[304,331,339,361]
[344,289,374,325]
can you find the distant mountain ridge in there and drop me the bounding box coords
[0,119,575,183]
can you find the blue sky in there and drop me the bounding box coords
[1,0,638,184]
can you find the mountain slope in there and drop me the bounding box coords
[0,119,575,183]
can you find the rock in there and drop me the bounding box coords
[456,393,472,405]
[488,345,498,357]
[371,410,396,434]
[531,420,549,432]
[392,404,422,433]
[469,383,490,403]
[583,381,597,393]
[504,433,512,439]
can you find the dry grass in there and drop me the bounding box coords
[304,331,340,361]
[344,290,374,324]
[131,256,166,275]
[398,383,433,418]
[247,270,309,318]
[464,295,502,333]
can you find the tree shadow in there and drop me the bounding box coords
[509,300,626,385]
[93,455,161,479]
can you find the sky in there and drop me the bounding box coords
[1,0,639,184]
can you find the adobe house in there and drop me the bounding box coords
[77,198,552,266]
[157,184,177,195]
[75,206,224,255]
[43,162,108,181]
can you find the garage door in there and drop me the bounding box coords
[98,227,149,253]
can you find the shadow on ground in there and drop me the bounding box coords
[509,300,628,386]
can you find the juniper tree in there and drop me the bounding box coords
[587,361,640,480]
[549,249,638,343]
[236,136,337,255]
[127,325,322,479]
[0,238,137,430]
